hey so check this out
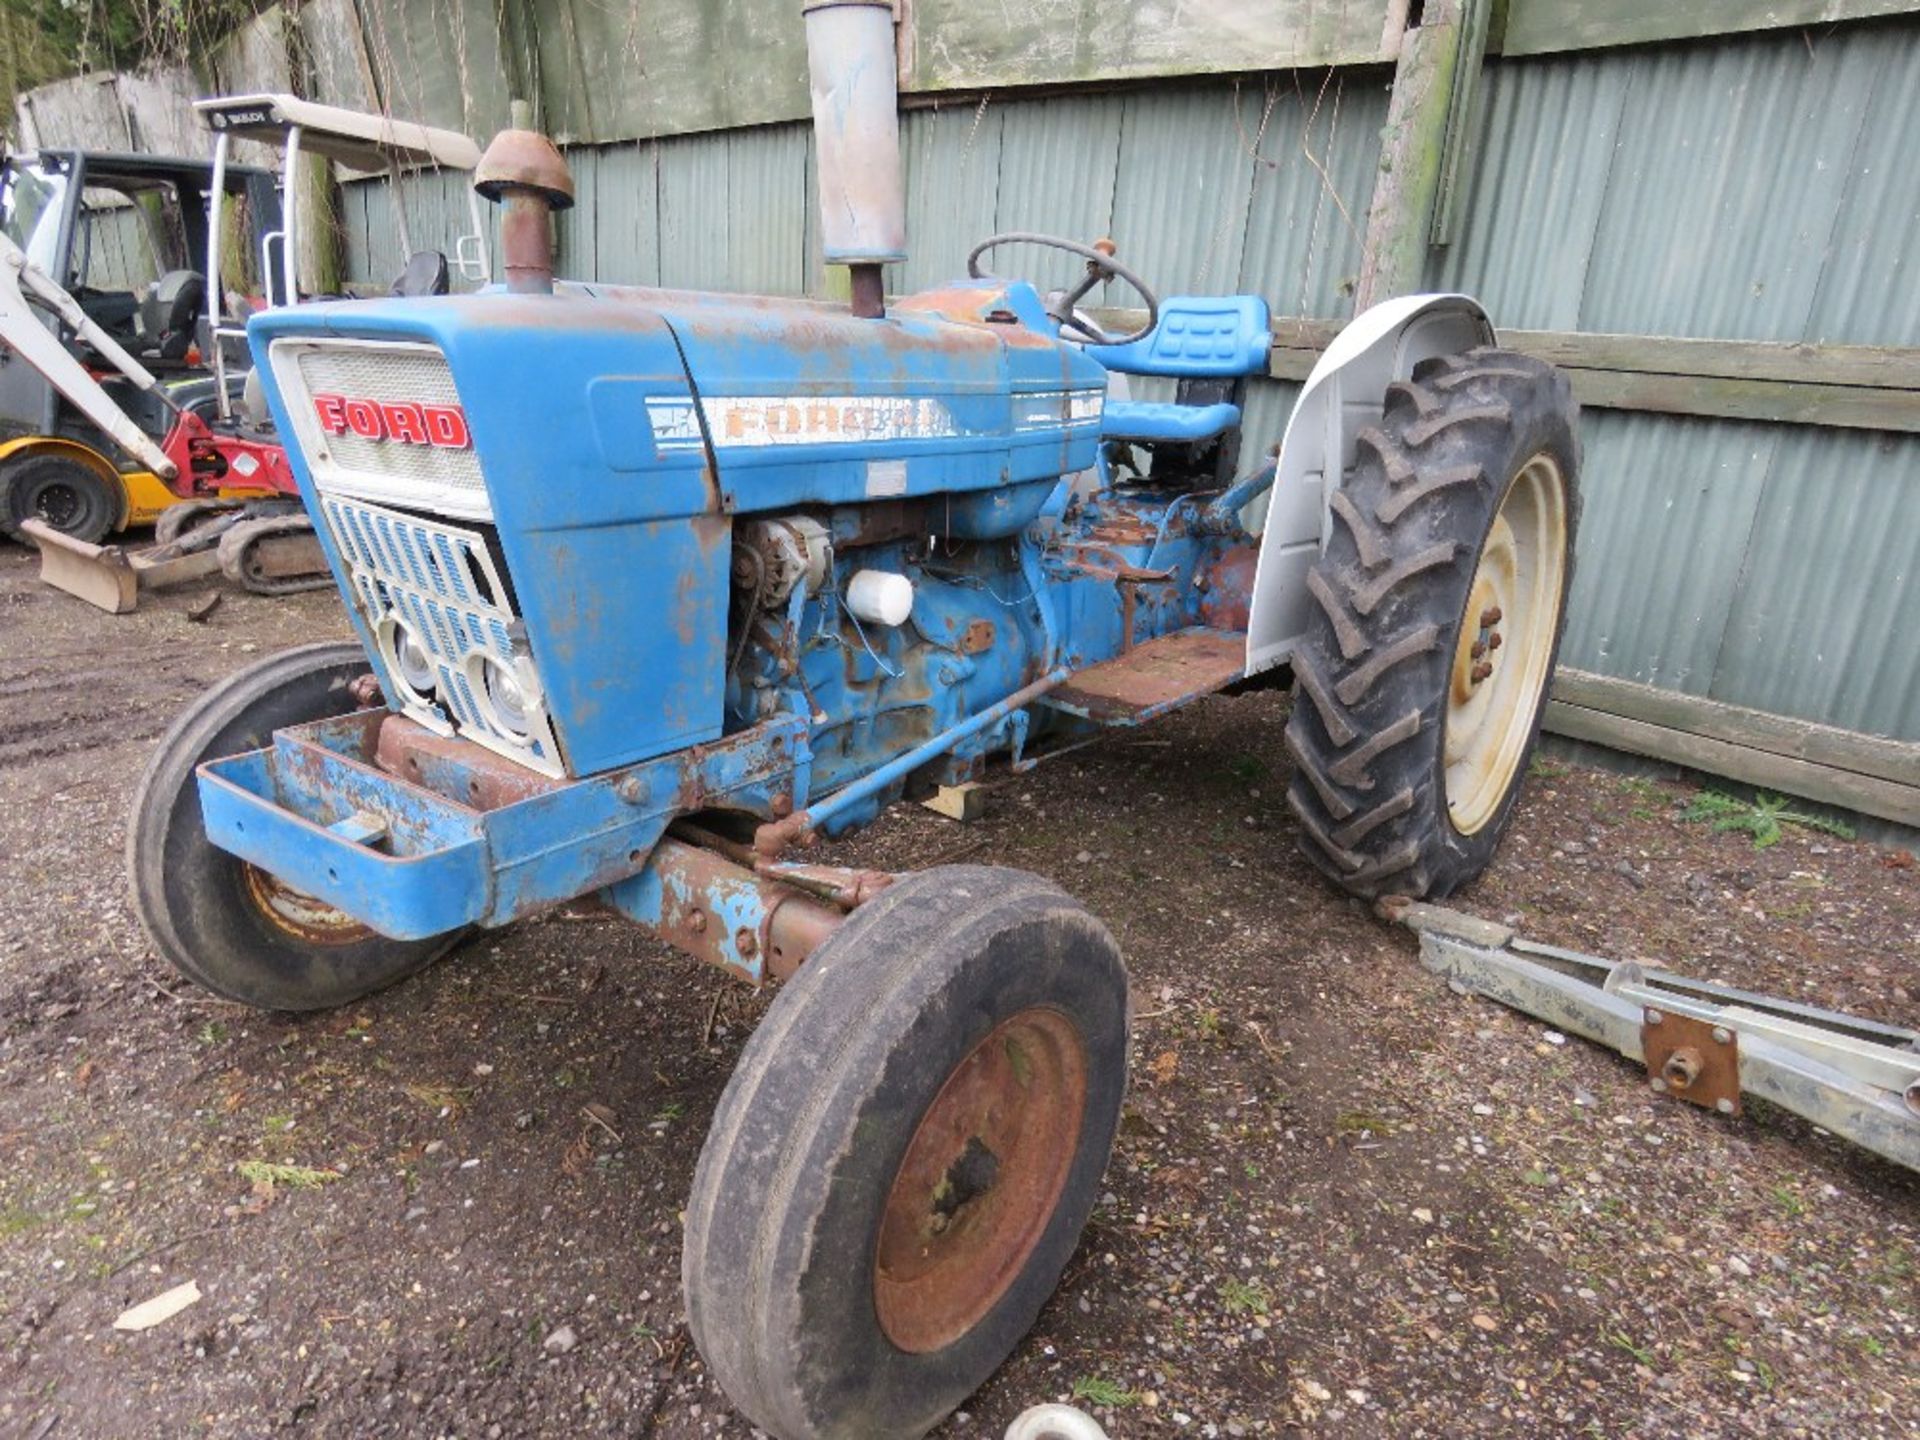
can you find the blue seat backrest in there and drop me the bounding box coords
[1082,295,1272,379]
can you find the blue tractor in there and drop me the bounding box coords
[129,4,1579,1434]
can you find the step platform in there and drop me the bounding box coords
[1042,628,1247,726]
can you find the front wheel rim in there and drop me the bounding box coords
[35,482,84,530]
[241,863,374,946]
[1443,453,1569,836]
[873,1006,1088,1354]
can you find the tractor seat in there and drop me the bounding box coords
[1084,295,1270,446]
[1082,295,1271,379]
[1101,400,1242,444]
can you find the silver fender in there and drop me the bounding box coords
[1244,293,1495,676]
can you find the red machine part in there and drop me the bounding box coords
[161,409,300,500]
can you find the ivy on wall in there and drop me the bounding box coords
[0,0,261,120]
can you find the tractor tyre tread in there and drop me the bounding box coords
[128,641,461,1010]
[683,865,1129,1440]
[1285,347,1580,900]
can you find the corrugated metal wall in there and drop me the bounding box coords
[1435,21,1920,741]
[337,16,1919,748]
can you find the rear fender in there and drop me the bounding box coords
[1244,294,1494,675]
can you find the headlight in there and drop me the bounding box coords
[378,615,439,702]
[480,655,530,740]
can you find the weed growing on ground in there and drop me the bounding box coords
[1220,1278,1271,1315]
[1333,1109,1396,1138]
[1071,1376,1139,1408]
[1606,1328,1657,1367]
[1683,791,1856,848]
[236,1161,341,1189]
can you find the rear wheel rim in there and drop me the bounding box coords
[1443,453,1568,835]
[873,1005,1088,1354]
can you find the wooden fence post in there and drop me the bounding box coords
[1354,0,1470,310]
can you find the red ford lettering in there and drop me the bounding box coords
[423,404,471,449]
[311,392,471,450]
[380,401,429,445]
[344,399,383,438]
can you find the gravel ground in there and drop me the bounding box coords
[0,542,1915,1438]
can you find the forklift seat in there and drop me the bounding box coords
[391,250,451,298]
[141,270,205,361]
[1084,295,1271,446]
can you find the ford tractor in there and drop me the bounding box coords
[129,3,1579,1435]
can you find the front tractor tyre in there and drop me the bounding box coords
[1285,347,1580,900]
[128,641,464,1011]
[682,866,1129,1440]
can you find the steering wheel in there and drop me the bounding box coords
[966,232,1159,346]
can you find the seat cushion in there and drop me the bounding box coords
[1100,400,1241,444]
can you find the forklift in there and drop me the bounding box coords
[11,94,490,611]
[0,146,282,543]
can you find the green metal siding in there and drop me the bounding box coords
[1713,426,1920,738]
[577,145,662,286]
[1555,412,1782,697]
[1438,20,1920,347]
[897,103,1003,294]
[1434,18,1920,743]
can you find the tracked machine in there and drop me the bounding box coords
[16,94,487,610]
[131,4,1580,1435]
[0,145,288,556]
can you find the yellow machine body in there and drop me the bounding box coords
[0,435,273,531]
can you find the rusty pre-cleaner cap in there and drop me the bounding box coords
[474,125,575,211]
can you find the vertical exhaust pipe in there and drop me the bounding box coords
[475,99,575,295]
[803,0,906,318]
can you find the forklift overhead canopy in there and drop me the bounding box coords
[193,94,482,176]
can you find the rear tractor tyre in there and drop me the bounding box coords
[128,641,463,1011]
[1,454,119,545]
[1285,347,1580,900]
[683,866,1129,1440]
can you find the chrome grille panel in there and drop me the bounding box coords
[318,493,564,777]
[268,338,491,520]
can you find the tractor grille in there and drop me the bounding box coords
[269,339,491,519]
[317,492,563,776]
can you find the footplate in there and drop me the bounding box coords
[1040,628,1246,725]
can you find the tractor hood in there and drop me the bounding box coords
[245,281,1106,781]
[249,280,1105,527]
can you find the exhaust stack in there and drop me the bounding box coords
[475,99,575,295]
[802,0,906,318]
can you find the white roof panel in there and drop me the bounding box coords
[194,94,481,174]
